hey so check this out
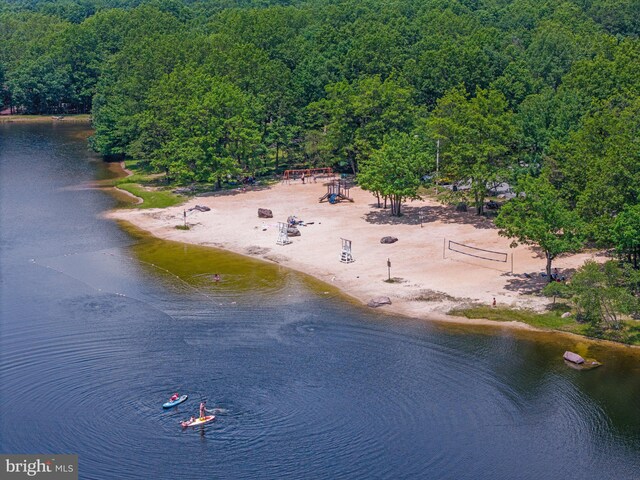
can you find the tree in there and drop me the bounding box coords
[308,75,415,174]
[569,260,637,332]
[542,280,570,305]
[132,66,263,187]
[358,133,428,216]
[547,98,640,244]
[612,205,640,270]
[495,175,584,279]
[427,86,519,215]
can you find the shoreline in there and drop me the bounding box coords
[103,179,638,352]
[114,218,639,355]
[0,114,92,124]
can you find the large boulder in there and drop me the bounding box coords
[561,312,572,319]
[287,226,301,237]
[380,236,398,244]
[258,208,273,218]
[563,351,585,364]
[367,296,392,308]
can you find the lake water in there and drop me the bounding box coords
[1,123,639,479]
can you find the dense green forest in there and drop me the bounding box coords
[1,0,639,336]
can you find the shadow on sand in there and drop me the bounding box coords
[194,183,273,198]
[363,204,495,229]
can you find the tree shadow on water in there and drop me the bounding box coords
[362,204,495,229]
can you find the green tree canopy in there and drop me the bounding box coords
[358,132,429,216]
[495,175,584,278]
[427,86,519,215]
[132,66,262,186]
[612,205,640,270]
[308,75,415,174]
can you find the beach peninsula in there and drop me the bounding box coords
[108,179,598,330]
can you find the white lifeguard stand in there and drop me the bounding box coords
[340,238,354,263]
[276,222,291,246]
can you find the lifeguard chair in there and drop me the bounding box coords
[276,222,291,245]
[340,238,355,263]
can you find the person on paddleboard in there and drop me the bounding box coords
[199,401,206,418]
[170,392,179,402]
[181,416,195,428]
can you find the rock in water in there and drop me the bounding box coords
[563,351,585,364]
[258,208,273,218]
[380,236,398,244]
[367,296,392,307]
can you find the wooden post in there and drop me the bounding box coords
[387,258,391,281]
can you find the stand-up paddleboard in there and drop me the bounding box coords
[181,415,215,428]
[163,394,188,408]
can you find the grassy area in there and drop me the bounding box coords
[451,306,640,345]
[115,183,183,209]
[104,159,184,209]
[450,306,589,334]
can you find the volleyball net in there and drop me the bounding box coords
[447,240,508,263]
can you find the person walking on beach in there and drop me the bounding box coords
[492,297,496,307]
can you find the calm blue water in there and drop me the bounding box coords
[1,123,639,479]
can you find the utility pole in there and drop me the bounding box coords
[435,138,440,194]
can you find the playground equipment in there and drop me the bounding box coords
[283,168,333,183]
[276,222,292,246]
[340,238,355,263]
[319,180,354,204]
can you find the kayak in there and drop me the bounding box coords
[181,415,215,428]
[163,394,188,409]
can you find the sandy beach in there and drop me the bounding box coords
[107,178,601,330]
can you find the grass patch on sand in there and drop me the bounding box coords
[116,183,183,209]
[106,159,184,209]
[452,306,640,345]
[450,306,589,334]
